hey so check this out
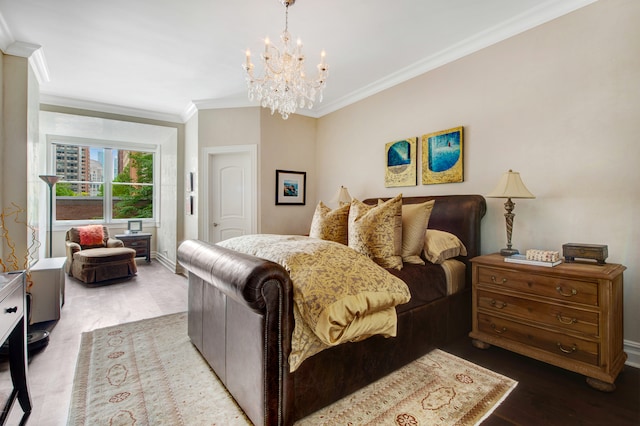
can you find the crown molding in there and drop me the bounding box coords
[192,97,320,119]
[0,10,12,52]
[8,0,597,123]
[40,93,185,124]
[0,10,50,84]
[5,41,51,84]
[181,102,198,122]
[314,0,597,118]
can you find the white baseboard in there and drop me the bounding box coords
[624,339,640,368]
[152,252,176,273]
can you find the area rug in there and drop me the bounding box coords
[68,312,517,425]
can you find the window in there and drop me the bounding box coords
[51,141,156,223]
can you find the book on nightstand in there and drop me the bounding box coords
[504,254,562,267]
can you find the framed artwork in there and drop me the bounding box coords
[127,220,142,233]
[422,126,463,185]
[187,172,195,192]
[186,195,195,215]
[385,137,417,187]
[275,170,306,205]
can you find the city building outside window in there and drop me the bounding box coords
[51,141,156,224]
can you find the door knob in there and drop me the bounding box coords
[213,223,219,227]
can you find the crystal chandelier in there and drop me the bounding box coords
[243,0,329,119]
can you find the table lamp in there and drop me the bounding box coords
[486,170,535,256]
[331,186,352,207]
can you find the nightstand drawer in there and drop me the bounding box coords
[478,313,599,366]
[477,290,599,336]
[116,233,152,262]
[477,266,598,306]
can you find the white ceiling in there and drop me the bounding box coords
[0,0,595,122]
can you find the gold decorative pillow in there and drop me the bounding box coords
[309,202,350,245]
[401,200,435,265]
[349,194,403,270]
[423,229,467,264]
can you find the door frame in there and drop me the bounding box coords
[200,144,259,243]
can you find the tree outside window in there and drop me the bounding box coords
[52,143,155,222]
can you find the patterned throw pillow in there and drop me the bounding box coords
[423,229,467,264]
[78,225,105,248]
[309,202,350,245]
[401,200,435,264]
[348,194,403,270]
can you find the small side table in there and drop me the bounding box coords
[29,257,66,324]
[115,233,152,263]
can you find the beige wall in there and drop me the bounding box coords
[259,109,316,235]
[316,0,640,347]
[1,53,40,270]
[195,107,260,239]
[194,107,316,237]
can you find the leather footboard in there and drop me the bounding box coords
[290,288,472,421]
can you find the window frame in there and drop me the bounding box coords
[46,135,159,227]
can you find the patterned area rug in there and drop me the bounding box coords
[68,313,517,425]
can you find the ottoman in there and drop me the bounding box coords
[71,247,137,283]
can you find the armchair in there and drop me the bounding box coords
[65,225,137,283]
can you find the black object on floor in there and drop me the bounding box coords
[0,329,50,357]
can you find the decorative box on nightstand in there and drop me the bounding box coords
[115,233,152,263]
[469,253,626,391]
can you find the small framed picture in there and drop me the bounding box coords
[187,172,195,192]
[275,170,306,205]
[127,220,142,234]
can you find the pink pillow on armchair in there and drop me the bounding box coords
[78,225,105,247]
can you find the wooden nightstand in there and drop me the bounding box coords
[469,253,626,391]
[115,233,152,263]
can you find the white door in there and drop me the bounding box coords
[205,146,257,243]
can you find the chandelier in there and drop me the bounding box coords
[243,0,329,119]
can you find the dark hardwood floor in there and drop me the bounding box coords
[442,337,640,426]
[0,259,637,425]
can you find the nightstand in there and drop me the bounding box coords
[115,233,152,263]
[469,253,626,391]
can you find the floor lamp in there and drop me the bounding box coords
[39,175,60,258]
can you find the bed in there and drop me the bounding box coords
[177,194,486,425]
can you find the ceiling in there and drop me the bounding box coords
[0,0,595,122]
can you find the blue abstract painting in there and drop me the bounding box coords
[422,127,463,184]
[385,138,417,187]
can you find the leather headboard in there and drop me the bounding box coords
[363,195,486,272]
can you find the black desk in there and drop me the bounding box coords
[0,272,31,424]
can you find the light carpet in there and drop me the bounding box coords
[68,313,517,425]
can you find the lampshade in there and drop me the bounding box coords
[39,175,60,187]
[331,186,352,206]
[486,170,535,199]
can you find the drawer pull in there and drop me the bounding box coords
[556,286,577,297]
[556,313,577,325]
[5,306,18,314]
[491,275,507,284]
[557,342,577,354]
[490,323,507,334]
[490,299,507,309]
